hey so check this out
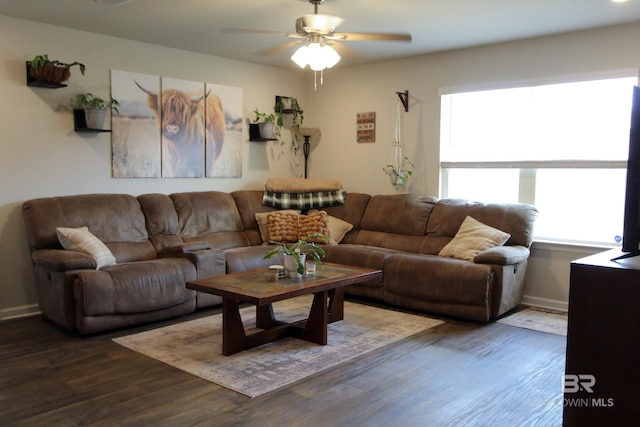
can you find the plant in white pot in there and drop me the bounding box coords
[383,156,414,192]
[263,233,328,277]
[253,108,276,139]
[74,93,119,130]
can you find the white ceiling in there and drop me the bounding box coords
[2,0,640,70]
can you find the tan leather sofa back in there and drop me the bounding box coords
[231,190,278,246]
[354,194,438,252]
[421,198,539,255]
[170,191,249,250]
[23,193,155,262]
[322,192,371,244]
[137,193,185,253]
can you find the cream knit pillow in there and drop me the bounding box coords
[438,216,510,261]
[56,226,116,270]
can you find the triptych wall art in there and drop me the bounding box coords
[110,70,243,178]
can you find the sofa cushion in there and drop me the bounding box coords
[137,193,185,253]
[74,258,196,316]
[56,226,116,270]
[171,191,249,249]
[360,194,437,235]
[383,253,493,307]
[322,192,371,244]
[224,246,277,273]
[23,194,152,260]
[355,194,437,253]
[422,198,538,255]
[438,216,511,261]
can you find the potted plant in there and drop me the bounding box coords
[253,108,276,139]
[28,54,85,85]
[274,96,306,175]
[263,233,328,277]
[274,96,303,129]
[383,156,414,192]
[74,93,119,130]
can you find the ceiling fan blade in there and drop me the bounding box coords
[331,32,412,42]
[328,41,361,60]
[220,27,289,37]
[254,40,304,56]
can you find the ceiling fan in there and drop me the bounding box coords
[224,0,412,88]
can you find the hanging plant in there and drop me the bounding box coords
[383,101,414,191]
[383,156,414,191]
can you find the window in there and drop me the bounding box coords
[440,75,638,245]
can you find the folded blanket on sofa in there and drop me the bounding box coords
[265,178,342,193]
[262,190,345,210]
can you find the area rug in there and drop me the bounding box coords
[497,307,568,336]
[113,296,444,398]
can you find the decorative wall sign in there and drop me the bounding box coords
[110,70,243,178]
[356,112,376,143]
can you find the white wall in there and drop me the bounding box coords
[307,22,640,310]
[2,14,639,318]
[0,15,308,318]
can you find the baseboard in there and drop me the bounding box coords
[0,297,569,320]
[521,295,568,313]
[0,304,41,321]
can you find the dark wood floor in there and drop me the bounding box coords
[0,302,566,426]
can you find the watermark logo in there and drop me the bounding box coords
[559,374,614,408]
[562,374,596,393]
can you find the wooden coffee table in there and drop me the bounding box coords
[186,263,382,355]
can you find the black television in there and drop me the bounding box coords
[614,85,640,261]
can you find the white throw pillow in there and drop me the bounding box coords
[56,226,116,270]
[438,216,511,261]
[325,215,353,245]
[308,209,354,245]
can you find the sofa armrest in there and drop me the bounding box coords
[473,245,530,265]
[32,249,96,271]
[158,242,212,256]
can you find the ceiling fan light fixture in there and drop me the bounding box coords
[291,43,340,71]
[291,45,309,68]
[307,43,325,70]
[321,44,340,68]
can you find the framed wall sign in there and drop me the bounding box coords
[356,112,376,143]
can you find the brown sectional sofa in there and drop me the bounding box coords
[22,190,537,334]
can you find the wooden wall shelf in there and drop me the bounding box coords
[73,109,111,133]
[25,62,67,88]
[249,123,276,142]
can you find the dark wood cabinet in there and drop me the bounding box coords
[563,248,640,426]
